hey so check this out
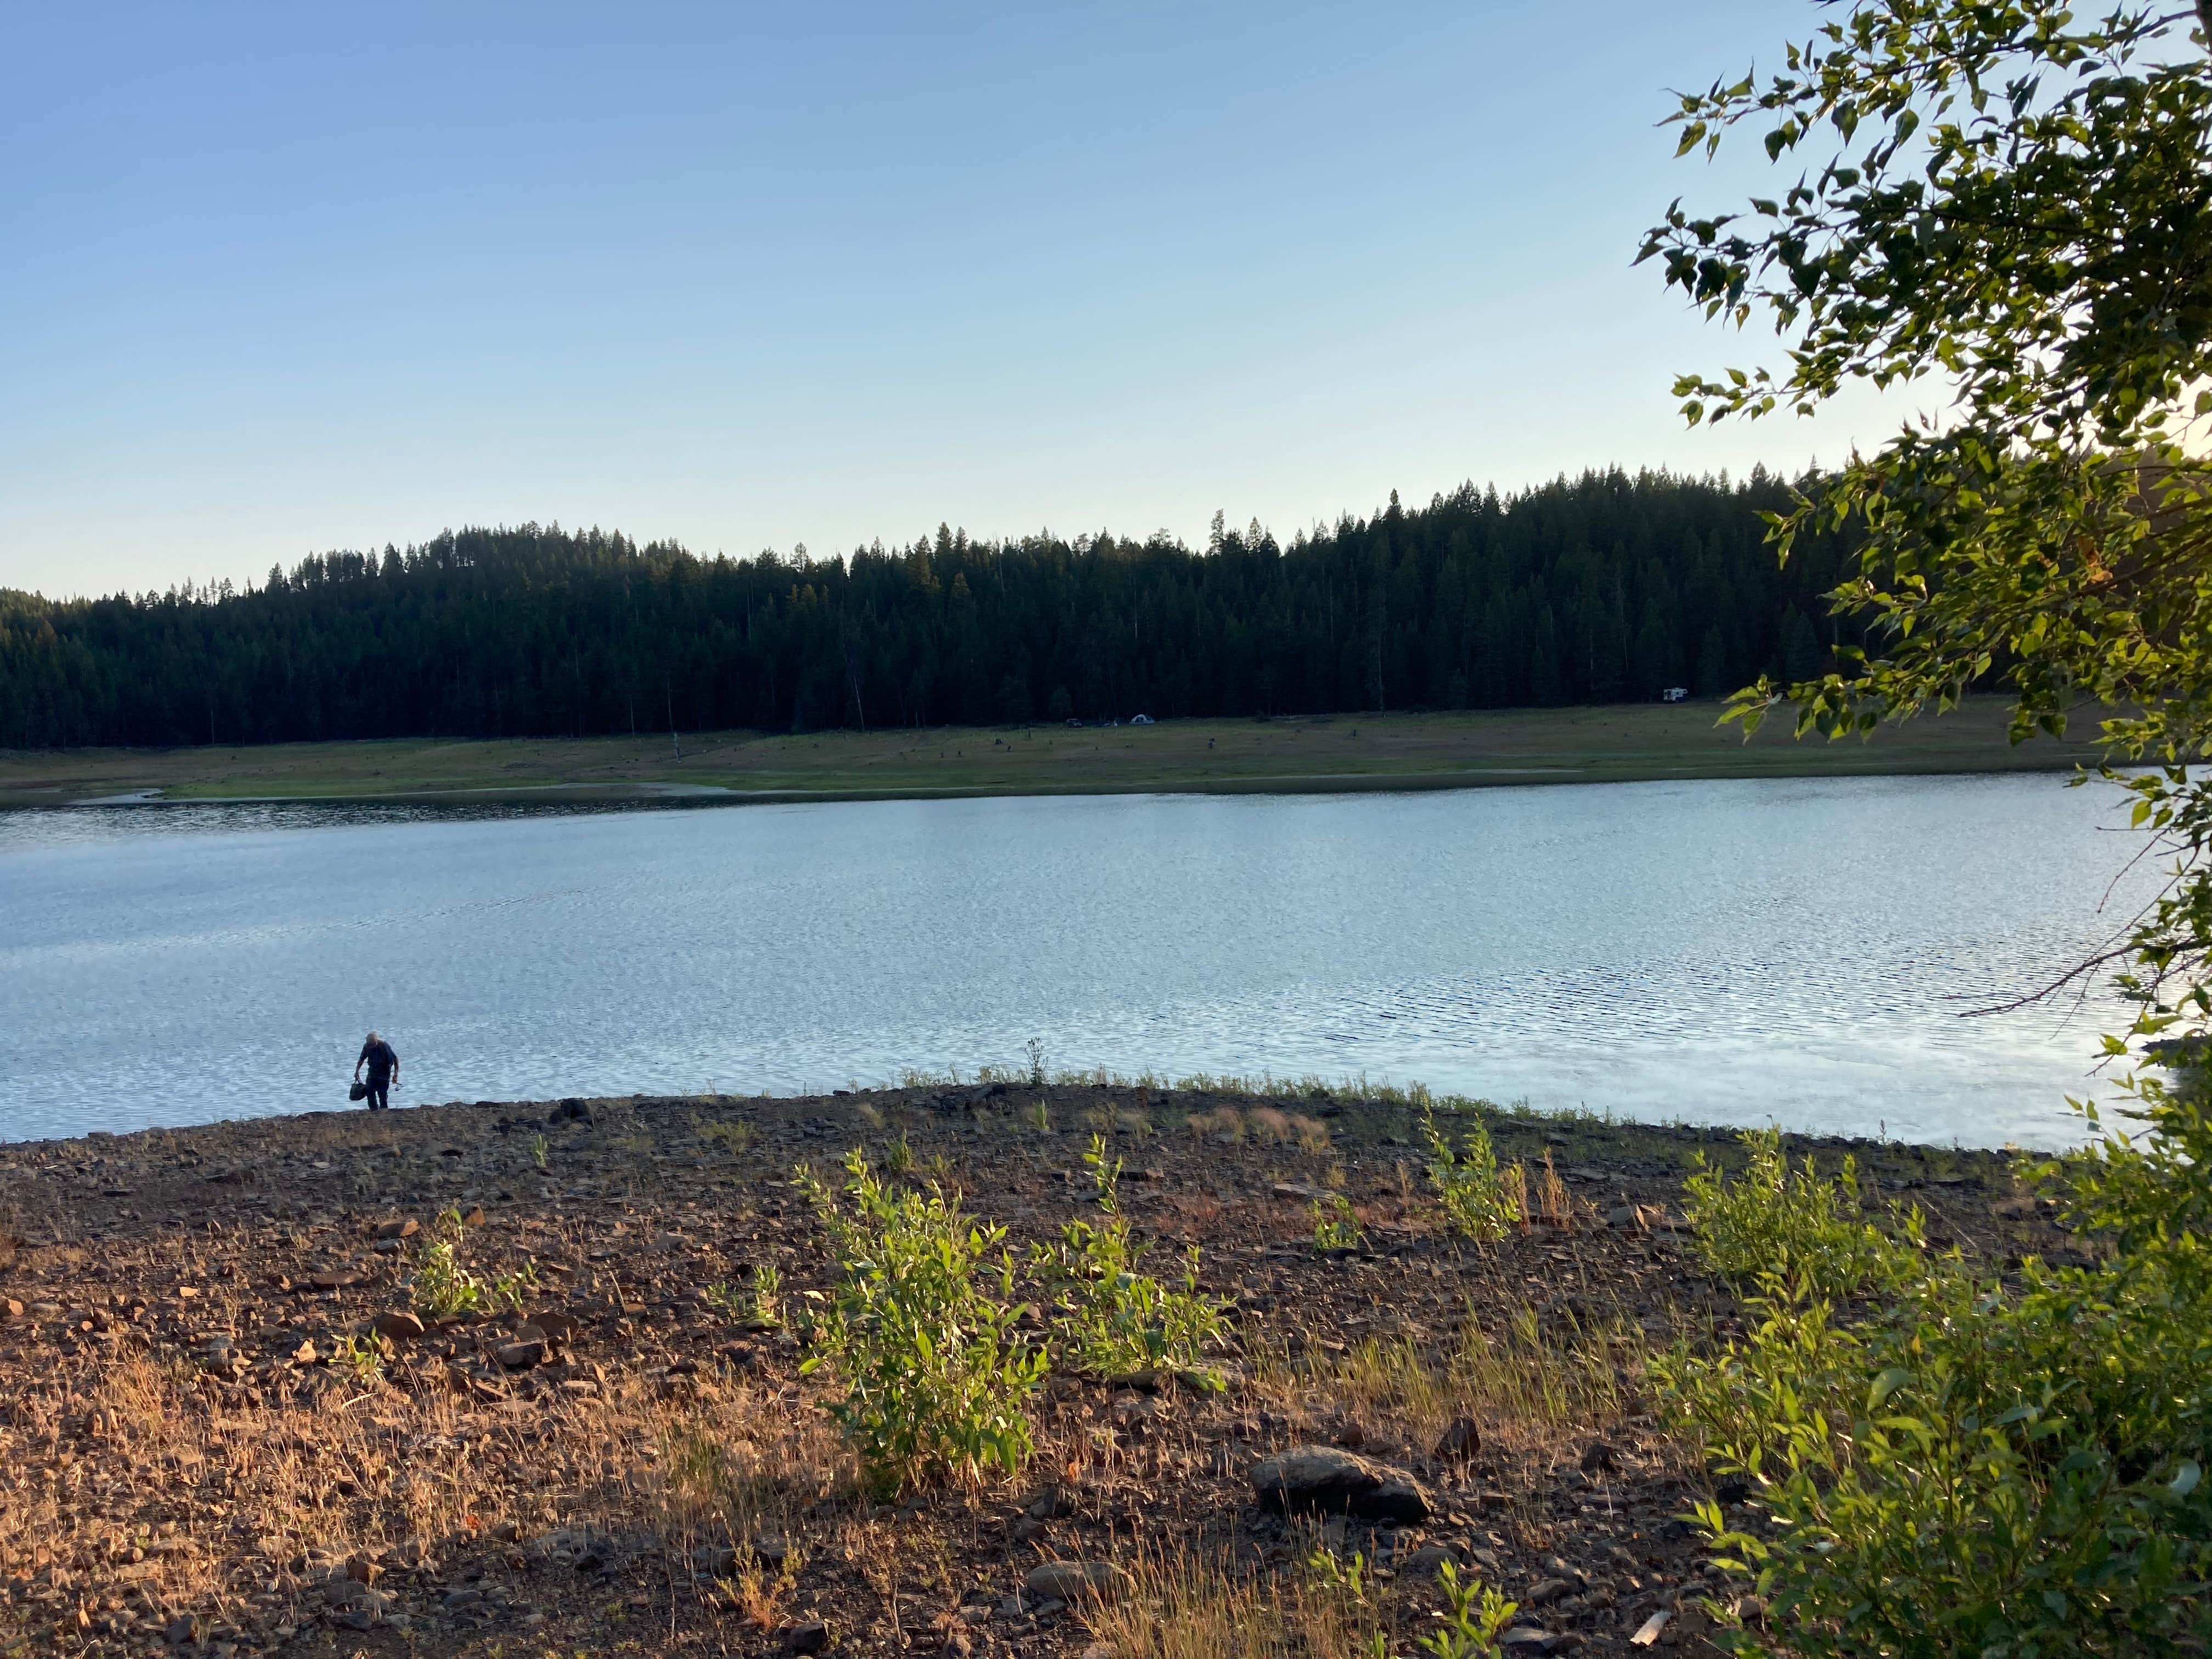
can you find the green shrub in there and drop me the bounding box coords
[795,1151,1047,1496]
[1421,1104,1519,1242]
[409,1208,535,1318]
[1682,1125,1920,1300]
[1656,1094,2212,1656]
[1032,1136,1228,1383]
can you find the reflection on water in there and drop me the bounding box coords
[0,774,2153,1147]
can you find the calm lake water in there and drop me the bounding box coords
[0,774,2158,1148]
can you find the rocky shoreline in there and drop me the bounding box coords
[0,1085,2067,1658]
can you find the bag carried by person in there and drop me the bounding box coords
[349,1081,369,1102]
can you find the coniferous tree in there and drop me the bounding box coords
[0,469,1859,749]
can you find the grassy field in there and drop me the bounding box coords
[0,696,2111,806]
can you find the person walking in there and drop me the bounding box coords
[354,1031,399,1110]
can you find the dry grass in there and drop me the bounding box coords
[1082,1544,1392,1659]
[1251,1301,1646,1461]
[0,1334,849,1646]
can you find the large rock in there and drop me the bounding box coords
[1250,1444,1435,1523]
[1023,1561,1130,1604]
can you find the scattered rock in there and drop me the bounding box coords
[781,1618,831,1654]
[1525,1577,1572,1606]
[527,1309,582,1343]
[496,1340,544,1370]
[371,1310,425,1342]
[1023,1561,1131,1603]
[1404,1543,1460,1578]
[1434,1416,1481,1462]
[374,1217,419,1241]
[1110,1392,1158,1431]
[1579,1441,1622,1474]
[1498,1630,1557,1654]
[1630,1609,1672,1647]
[1250,1445,1435,1524]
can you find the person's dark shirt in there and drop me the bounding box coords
[359,1039,397,1083]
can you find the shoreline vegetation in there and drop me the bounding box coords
[0,696,2104,809]
[0,1076,2069,1658]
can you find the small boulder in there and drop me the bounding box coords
[374,1217,420,1241]
[1024,1487,1076,1520]
[1023,1561,1130,1604]
[1250,1444,1435,1523]
[1404,1544,1459,1579]
[372,1310,425,1342]
[527,1309,582,1343]
[781,1620,830,1655]
[497,1339,545,1371]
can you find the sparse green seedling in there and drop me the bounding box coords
[1030,1099,1051,1133]
[695,1116,754,1156]
[331,1333,384,1383]
[883,1130,915,1176]
[1311,1193,1363,1253]
[704,1264,783,1327]
[744,1262,782,1327]
[531,1133,549,1172]
[1421,1103,1521,1243]
[795,1150,1046,1496]
[1304,1545,1374,1603]
[1417,1561,1518,1659]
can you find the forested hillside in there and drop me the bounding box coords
[0,468,1853,748]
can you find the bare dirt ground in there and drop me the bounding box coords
[0,1086,2075,1659]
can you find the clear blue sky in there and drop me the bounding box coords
[3,2,1917,600]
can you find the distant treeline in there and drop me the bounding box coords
[0,469,1855,748]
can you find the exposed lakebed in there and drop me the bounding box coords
[0,772,2154,1146]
